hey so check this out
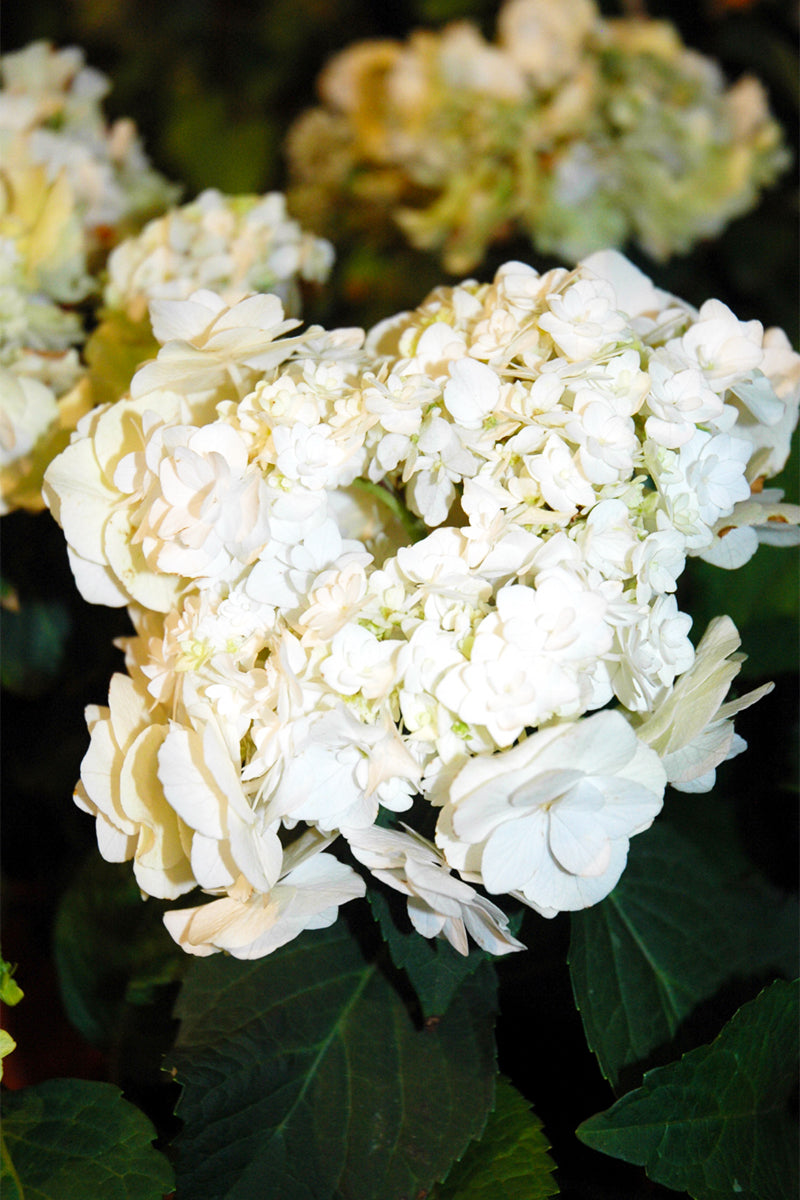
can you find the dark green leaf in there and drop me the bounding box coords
[368,886,492,1020]
[569,814,797,1090]
[161,91,275,194]
[0,1135,24,1200]
[680,547,799,676]
[577,978,799,1200]
[1,1078,174,1200]
[54,855,187,1049]
[432,1076,558,1200]
[167,918,497,1200]
[0,597,71,697]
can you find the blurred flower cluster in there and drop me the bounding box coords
[0,42,334,515]
[42,248,800,959]
[287,0,788,273]
[0,40,178,259]
[0,40,172,514]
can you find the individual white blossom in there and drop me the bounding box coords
[130,290,307,404]
[262,707,421,832]
[631,524,686,604]
[635,616,772,792]
[675,430,752,527]
[574,499,638,581]
[611,595,695,712]
[435,570,615,745]
[75,672,195,900]
[538,278,629,361]
[157,714,283,894]
[163,832,365,959]
[347,824,525,955]
[666,299,765,393]
[437,711,666,917]
[643,360,726,449]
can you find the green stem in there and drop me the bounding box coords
[351,478,429,543]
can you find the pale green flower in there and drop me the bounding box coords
[288,0,788,271]
[0,955,22,1084]
[0,956,23,1007]
[0,40,178,244]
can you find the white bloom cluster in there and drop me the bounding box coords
[0,41,177,243]
[0,162,92,513]
[0,37,177,512]
[287,0,788,272]
[103,189,335,321]
[0,45,334,516]
[44,250,800,958]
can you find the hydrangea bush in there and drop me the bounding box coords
[42,250,799,960]
[3,19,798,1200]
[287,0,788,272]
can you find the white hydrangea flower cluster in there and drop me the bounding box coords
[0,44,334,516]
[0,41,178,246]
[287,0,788,272]
[103,189,335,321]
[0,161,94,514]
[43,250,800,959]
[0,37,177,513]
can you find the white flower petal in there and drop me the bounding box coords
[481,815,547,894]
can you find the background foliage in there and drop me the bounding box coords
[1,1,797,1197]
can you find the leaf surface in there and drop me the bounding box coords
[1,1078,174,1200]
[432,1076,558,1200]
[0,597,70,697]
[168,918,497,1200]
[54,855,186,1049]
[368,887,492,1020]
[577,978,799,1200]
[569,814,797,1089]
[681,548,799,676]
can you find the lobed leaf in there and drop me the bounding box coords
[569,813,797,1089]
[577,978,799,1200]
[368,886,492,1020]
[54,855,187,1049]
[0,1078,174,1200]
[432,1076,558,1200]
[167,917,498,1200]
